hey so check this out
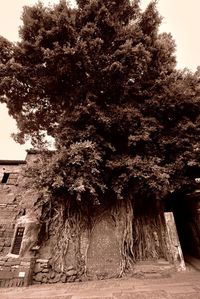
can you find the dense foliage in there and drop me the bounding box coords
[0,0,200,210]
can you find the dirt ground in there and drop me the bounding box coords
[0,269,200,299]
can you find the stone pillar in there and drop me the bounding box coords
[164,212,186,271]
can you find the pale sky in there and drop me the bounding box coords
[0,0,200,160]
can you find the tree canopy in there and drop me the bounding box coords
[0,0,200,209]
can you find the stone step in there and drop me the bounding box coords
[132,260,175,278]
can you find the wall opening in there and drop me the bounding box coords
[11,227,25,255]
[165,192,200,265]
[1,173,10,184]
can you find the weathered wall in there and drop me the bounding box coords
[31,209,173,285]
[32,259,80,284]
[0,154,40,287]
[87,214,121,279]
[0,256,35,287]
[31,214,122,285]
[0,163,25,257]
[0,204,17,256]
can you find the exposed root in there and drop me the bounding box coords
[132,212,169,261]
[49,202,86,273]
[42,196,170,277]
[111,198,134,276]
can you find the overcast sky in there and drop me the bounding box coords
[0,0,200,160]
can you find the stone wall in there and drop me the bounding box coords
[0,158,35,287]
[0,162,25,257]
[32,213,122,284]
[0,256,35,287]
[32,259,80,284]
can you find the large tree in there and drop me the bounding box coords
[0,0,200,271]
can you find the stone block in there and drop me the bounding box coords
[67,265,75,271]
[36,259,49,264]
[20,261,31,267]
[11,265,19,269]
[5,260,19,267]
[50,271,55,279]
[42,276,48,283]
[0,231,4,237]
[66,269,77,276]
[0,204,7,208]
[4,239,11,247]
[42,268,49,273]
[67,276,76,282]
[20,257,31,262]
[0,257,8,262]
[61,274,67,283]
[34,272,43,282]
[34,263,42,273]
[52,273,61,283]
